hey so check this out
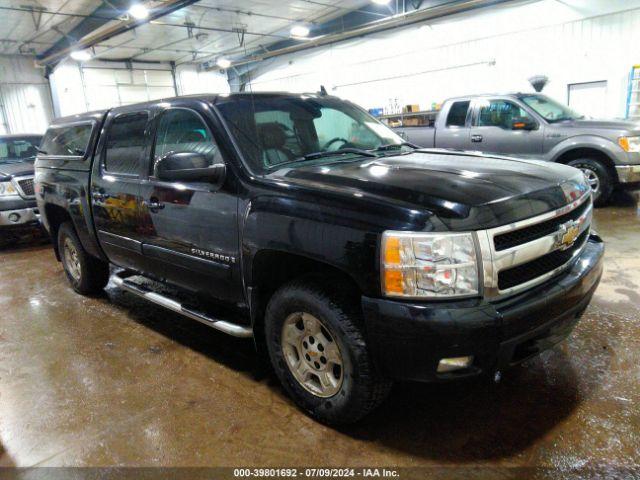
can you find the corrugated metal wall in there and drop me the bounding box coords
[249,0,640,118]
[0,56,54,134]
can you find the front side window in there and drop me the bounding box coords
[41,124,93,157]
[104,112,148,175]
[152,109,222,173]
[446,101,470,127]
[477,100,533,128]
[520,94,583,123]
[0,136,41,164]
[216,96,407,173]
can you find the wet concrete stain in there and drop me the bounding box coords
[0,195,638,469]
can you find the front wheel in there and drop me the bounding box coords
[568,158,613,207]
[58,222,110,295]
[265,278,392,425]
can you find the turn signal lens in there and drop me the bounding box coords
[381,231,479,298]
[619,136,640,153]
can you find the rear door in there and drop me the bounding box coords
[137,104,241,303]
[469,98,544,157]
[90,109,151,271]
[434,100,472,150]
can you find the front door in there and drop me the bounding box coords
[470,98,544,157]
[138,106,241,303]
[90,110,150,271]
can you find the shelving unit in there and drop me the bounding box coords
[625,65,640,120]
[378,109,439,128]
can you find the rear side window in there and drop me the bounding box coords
[446,101,470,127]
[104,112,148,175]
[41,124,92,157]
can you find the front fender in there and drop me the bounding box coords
[548,134,627,165]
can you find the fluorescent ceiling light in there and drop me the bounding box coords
[216,57,231,69]
[371,0,391,4]
[70,50,92,61]
[129,4,149,20]
[290,25,310,37]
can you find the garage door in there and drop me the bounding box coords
[568,81,608,119]
[81,66,176,111]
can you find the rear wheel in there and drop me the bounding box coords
[265,277,392,425]
[58,222,109,295]
[568,158,613,207]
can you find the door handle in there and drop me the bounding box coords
[471,134,483,143]
[144,198,165,212]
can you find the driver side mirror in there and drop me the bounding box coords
[155,152,225,183]
[511,117,537,131]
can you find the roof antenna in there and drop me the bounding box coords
[319,85,328,96]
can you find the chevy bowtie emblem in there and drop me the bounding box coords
[556,220,580,250]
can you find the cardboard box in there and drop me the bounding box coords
[403,104,420,113]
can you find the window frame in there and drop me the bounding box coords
[473,98,535,129]
[149,106,225,181]
[445,100,472,128]
[101,110,151,178]
[39,120,97,161]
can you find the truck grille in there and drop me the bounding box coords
[17,178,35,197]
[494,199,590,251]
[478,192,593,299]
[497,230,589,290]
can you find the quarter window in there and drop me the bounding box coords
[104,112,148,175]
[477,100,533,128]
[152,109,222,173]
[446,101,470,127]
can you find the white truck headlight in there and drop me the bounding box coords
[0,181,18,197]
[618,136,640,153]
[381,231,479,298]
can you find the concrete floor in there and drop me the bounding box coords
[0,195,638,473]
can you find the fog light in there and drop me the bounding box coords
[8,213,20,223]
[437,356,473,373]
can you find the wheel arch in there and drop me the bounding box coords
[554,147,618,184]
[248,249,362,348]
[44,204,73,261]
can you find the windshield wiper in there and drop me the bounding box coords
[373,142,418,152]
[268,148,376,170]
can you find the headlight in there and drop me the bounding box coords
[618,136,640,153]
[0,181,18,197]
[381,231,479,298]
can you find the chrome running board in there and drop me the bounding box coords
[112,272,253,338]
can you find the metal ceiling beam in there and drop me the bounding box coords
[36,0,201,66]
[216,0,513,70]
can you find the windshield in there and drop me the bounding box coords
[519,94,583,123]
[215,95,410,173]
[0,136,42,164]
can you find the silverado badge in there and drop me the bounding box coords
[556,220,581,250]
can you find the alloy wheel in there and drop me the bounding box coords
[63,237,82,282]
[281,312,344,398]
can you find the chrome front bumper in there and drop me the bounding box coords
[616,165,640,183]
[0,207,40,227]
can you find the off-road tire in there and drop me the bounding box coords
[265,277,392,425]
[58,222,109,295]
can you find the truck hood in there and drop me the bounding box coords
[269,150,589,230]
[0,160,35,178]
[565,118,640,134]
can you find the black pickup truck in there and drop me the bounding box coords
[35,93,604,424]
